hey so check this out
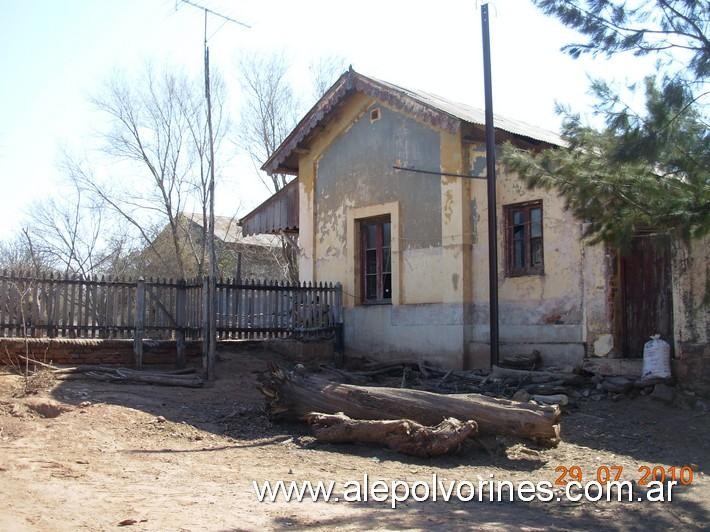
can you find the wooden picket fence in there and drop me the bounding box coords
[215,279,342,339]
[0,271,342,342]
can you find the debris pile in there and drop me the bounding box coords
[316,355,677,410]
[258,352,682,458]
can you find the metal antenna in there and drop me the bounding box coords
[179,0,249,381]
[180,0,251,31]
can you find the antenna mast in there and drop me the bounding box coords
[179,0,250,380]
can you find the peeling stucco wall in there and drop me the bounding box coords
[295,93,634,371]
[313,102,443,306]
[466,142,613,367]
[301,100,475,366]
[671,235,710,392]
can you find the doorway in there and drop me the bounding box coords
[619,235,673,358]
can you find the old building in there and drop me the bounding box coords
[241,69,708,386]
[138,213,286,281]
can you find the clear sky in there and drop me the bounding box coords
[0,0,657,240]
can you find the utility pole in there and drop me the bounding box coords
[481,1,500,366]
[204,9,217,381]
[179,0,249,380]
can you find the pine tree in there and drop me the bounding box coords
[502,0,709,247]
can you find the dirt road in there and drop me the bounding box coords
[1,347,708,531]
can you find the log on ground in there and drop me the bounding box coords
[259,366,561,446]
[304,412,478,457]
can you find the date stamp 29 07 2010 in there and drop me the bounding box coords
[554,464,695,486]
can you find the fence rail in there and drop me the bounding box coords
[0,271,342,342]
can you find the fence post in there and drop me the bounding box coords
[46,273,55,338]
[134,278,145,369]
[201,276,209,373]
[176,279,186,368]
[334,282,344,366]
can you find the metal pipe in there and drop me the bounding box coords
[481,2,500,367]
[392,165,487,180]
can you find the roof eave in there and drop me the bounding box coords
[262,68,564,175]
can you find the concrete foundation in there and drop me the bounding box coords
[344,304,465,368]
[344,303,586,370]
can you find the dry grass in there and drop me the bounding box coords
[13,368,56,397]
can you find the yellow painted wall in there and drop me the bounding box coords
[440,130,472,306]
[300,96,447,308]
[465,141,612,365]
[297,93,374,284]
[296,91,615,367]
[468,143,583,305]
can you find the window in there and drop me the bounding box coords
[360,216,391,303]
[505,201,544,276]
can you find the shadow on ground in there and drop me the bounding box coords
[47,342,710,471]
[39,343,709,530]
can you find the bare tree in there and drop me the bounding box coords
[238,53,300,192]
[0,237,37,272]
[237,53,306,282]
[179,73,231,277]
[22,176,110,277]
[72,65,230,280]
[309,55,347,101]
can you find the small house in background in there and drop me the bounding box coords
[241,69,709,390]
[140,212,287,281]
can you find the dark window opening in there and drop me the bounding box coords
[360,216,391,304]
[505,201,544,276]
[370,108,381,123]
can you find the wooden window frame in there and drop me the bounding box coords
[504,200,544,277]
[359,215,392,305]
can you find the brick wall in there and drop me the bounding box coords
[0,338,201,367]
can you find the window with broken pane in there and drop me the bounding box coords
[504,201,544,276]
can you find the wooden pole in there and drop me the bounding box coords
[178,0,250,375]
[176,280,186,368]
[133,278,145,370]
[235,251,242,283]
[204,10,217,381]
[201,276,209,374]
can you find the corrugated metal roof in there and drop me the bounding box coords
[367,75,564,147]
[239,178,299,236]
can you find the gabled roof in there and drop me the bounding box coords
[262,68,564,175]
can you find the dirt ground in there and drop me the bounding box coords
[1,346,708,531]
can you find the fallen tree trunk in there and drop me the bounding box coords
[259,366,561,445]
[304,413,478,457]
